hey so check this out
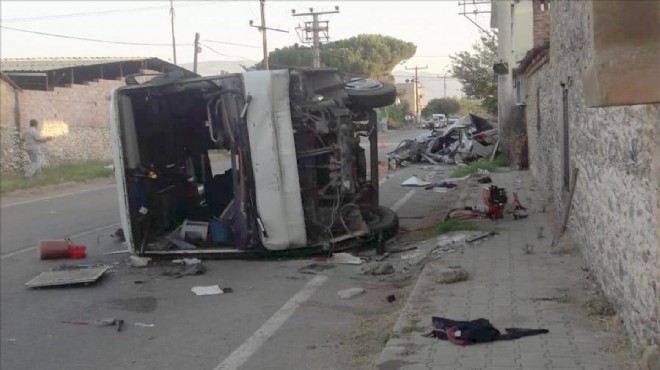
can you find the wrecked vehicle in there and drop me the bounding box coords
[387,113,498,165]
[110,69,398,257]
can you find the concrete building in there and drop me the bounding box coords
[492,0,660,363]
[0,58,196,171]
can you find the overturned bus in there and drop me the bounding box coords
[110,68,398,257]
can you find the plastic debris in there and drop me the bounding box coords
[134,322,155,328]
[401,176,432,187]
[172,258,202,266]
[130,255,151,267]
[338,287,365,300]
[328,252,365,265]
[191,285,224,296]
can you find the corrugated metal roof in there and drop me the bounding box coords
[1,57,157,72]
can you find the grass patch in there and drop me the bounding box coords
[433,219,482,235]
[0,160,113,194]
[451,155,508,178]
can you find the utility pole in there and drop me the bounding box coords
[169,0,177,64]
[405,65,428,123]
[443,74,447,98]
[250,0,288,70]
[292,6,340,68]
[193,33,200,74]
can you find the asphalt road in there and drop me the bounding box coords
[0,128,433,370]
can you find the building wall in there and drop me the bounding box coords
[0,77,23,171]
[1,78,124,170]
[512,0,534,62]
[525,0,660,353]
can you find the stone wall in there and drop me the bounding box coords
[525,0,660,353]
[1,78,124,170]
[0,77,23,171]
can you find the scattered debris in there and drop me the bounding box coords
[401,176,431,187]
[338,287,365,300]
[466,232,497,244]
[172,258,202,266]
[425,317,548,345]
[26,266,109,288]
[476,176,492,184]
[39,239,86,260]
[104,249,130,255]
[511,192,529,219]
[191,285,224,296]
[62,317,125,331]
[361,262,395,275]
[434,267,468,284]
[522,244,535,254]
[386,294,396,303]
[162,263,206,278]
[305,345,317,350]
[130,255,152,267]
[134,322,155,328]
[537,227,545,239]
[530,295,569,303]
[328,252,365,265]
[298,263,336,274]
[389,246,418,254]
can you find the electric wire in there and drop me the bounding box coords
[0,25,193,47]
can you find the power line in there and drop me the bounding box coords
[202,39,260,49]
[1,25,193,47]
[198,43,253,60]
[0,3,216,23]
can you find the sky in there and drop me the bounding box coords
[0,0,492,101]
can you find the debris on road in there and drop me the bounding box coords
[466,232,497,244]
[476,176,493,184]
[62,318,125,331]
[434,267,468,284]
[386,294,396,303]
[130,255,152,267]
[39,239,87,260]
[104,249,130,255]
[328,252,365,265]
[162,263,206,278]
[26,266,109,288]
[338,287,365,300]
[401,176,431,187]
[425,317,549,345]
[298,263,336,274]
[134,322,155,328]
[361,262,395,275]
[172,258,202,266]
[191,285,224,296]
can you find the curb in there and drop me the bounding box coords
[375,182,472,367]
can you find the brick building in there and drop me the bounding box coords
[492,0,659,364]
[0,57,196,171]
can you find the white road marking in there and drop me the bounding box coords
[0,184,116,208]
[391,189,417,212]
[0,223,120,260]
[213,274,328,370]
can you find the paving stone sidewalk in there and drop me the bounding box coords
[377,170,634,370]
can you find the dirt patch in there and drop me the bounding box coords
[336,284,413,370]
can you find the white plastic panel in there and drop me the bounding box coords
[243,70,308,250]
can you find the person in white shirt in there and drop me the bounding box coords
[22,119,53,179]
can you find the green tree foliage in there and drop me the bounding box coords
[382,101,412,124]
[456,99,487,117]
[421,98,460,117]
[449,32,498,114]
[262,34,416,79]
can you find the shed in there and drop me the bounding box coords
[0,57,197,91]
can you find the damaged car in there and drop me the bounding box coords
[110,69,398,257]
[387,113,498,165]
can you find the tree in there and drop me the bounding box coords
[382,101,412,125]
[449,32,498,114]
[260,34,417,80]
[456,98,487,117]
[421,98,460,117]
